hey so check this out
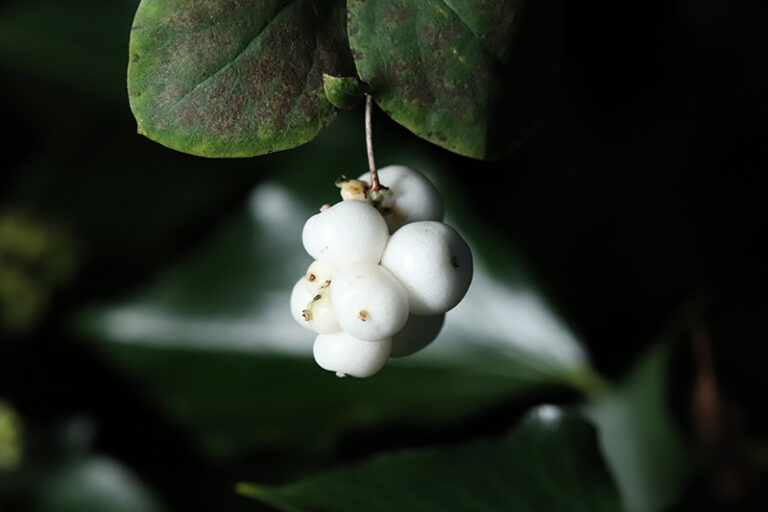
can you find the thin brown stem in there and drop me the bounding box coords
[365,94,380,191]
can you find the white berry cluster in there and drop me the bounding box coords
[290,165,473,378]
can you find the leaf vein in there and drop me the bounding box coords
[165,0,301,116]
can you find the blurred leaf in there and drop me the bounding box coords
[586,344,688,512]
[0,212,79,333]
[0,0,138,103]
[73,116,596,459]
[0,400,23,472]
[347,0,561,160]
[128,0,353,157]
[239,406,623,511]
[34,456,166,512]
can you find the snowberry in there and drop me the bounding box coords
[390,314,445,357]
[313,331,391,378]
[290,278,315,331]
[303,260,336,294]
[357,165,444,232]
[305,288,341,334]
[330,263,409,341]
[302,200,389,267]
[381,221,473,315]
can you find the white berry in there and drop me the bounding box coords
[330,263,409,341]
[303,260,336,294]
[358,165,444,232]
[305,288,341,334]
[290,278,315,330]
[302,200,389,267]
[381,221,473,315]
[313,331,391,378]
[391,314,445,357]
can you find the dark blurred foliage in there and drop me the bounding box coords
[1,0,767,511]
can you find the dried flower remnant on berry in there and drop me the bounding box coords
[336,176,369,201]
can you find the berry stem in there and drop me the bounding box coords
[365,94,381,191]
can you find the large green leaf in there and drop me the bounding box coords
[586,344,688,512]
[347,0,562,160]
[73,118,596,459]
[127,0,353,157]
[239,406,623,511]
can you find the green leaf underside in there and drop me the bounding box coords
[239,406,623,512]
[127,0,353,157]
[73,121,593,459]
[90,345,556,459]
[347,0,561,160]
[323,74,366,109]
[586,344,688,512]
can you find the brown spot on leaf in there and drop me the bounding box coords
[297,94,317,120]
[384,7,415,28]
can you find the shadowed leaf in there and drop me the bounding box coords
[347,0,562,160]
[586,344,688,512]
[239,406,623,512]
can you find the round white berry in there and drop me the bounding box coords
[303,260,336,294]
[305,288,341,334]
[313,331,391,378]
[290,278,314,331]
[381,221,473,315]
[390,314,445,357]
[358,165,444,232]
[330,263,409,341]
[302,200,389,267]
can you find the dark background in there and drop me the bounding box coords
[2,0,767,510]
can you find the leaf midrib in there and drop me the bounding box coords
[164,0,302,116]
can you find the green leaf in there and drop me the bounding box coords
[586,344,688,512]
[127,0,354,157]
[323,74,366,110]
[347,0,562,160]
[238,406,623,512]
[72,118,596,460]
